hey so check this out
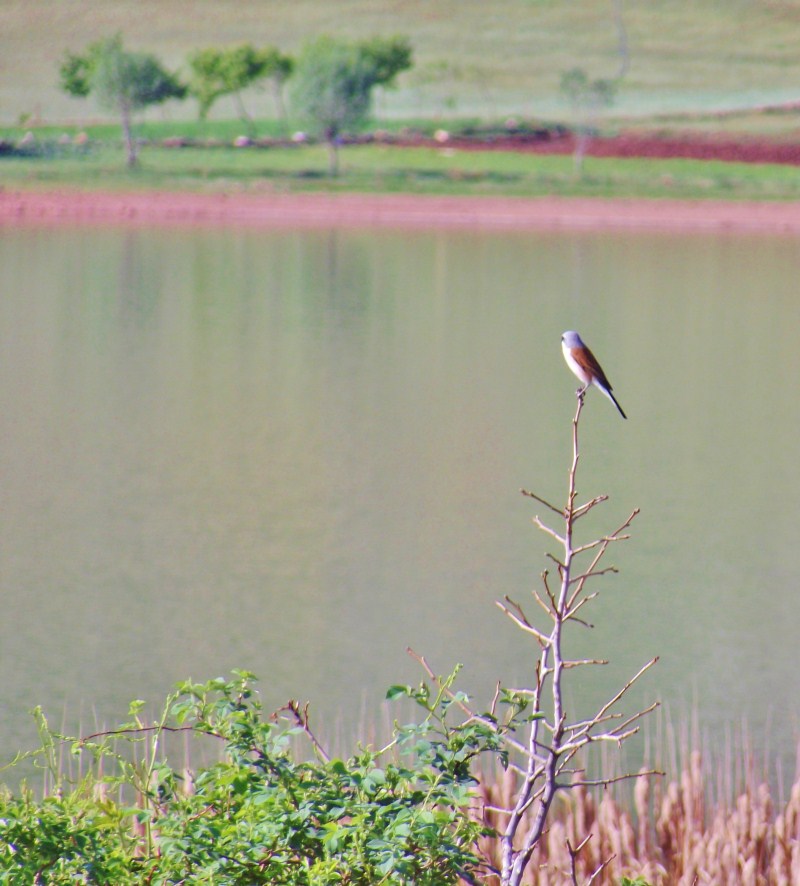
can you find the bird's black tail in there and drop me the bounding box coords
[609,390,627,419]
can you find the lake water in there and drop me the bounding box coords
[2,221,800,781]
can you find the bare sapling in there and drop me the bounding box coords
[492,387,659,885]
[407,384,659,882]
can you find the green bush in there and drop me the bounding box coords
[0,670,499,884]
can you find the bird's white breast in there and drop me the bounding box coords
[562,341,590,384]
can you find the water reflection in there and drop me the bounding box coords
[1,223,799,776]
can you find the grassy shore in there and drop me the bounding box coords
[4,130,800,202]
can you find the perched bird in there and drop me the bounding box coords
[561,330,626,419]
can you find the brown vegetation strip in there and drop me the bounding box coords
[3,189,800,234]
[446,130,800,165]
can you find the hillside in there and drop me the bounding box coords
[4,0,800,130]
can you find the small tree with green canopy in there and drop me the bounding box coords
[187,44,294,135]
[290,34,412,175]
[59,34,186,167]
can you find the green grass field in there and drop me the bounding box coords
[5,0,800,129]
[3,134,800,201]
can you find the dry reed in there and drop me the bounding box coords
[470,747,800,885]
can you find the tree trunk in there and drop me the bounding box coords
[326,134,339,177]
[271,80,289,135]
[234,92,256,139]
[120,102,137,168]
[573,127,588,177]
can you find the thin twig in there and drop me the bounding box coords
[572,494,608,518]
[566,768,663,788]
[568,566,618,584]
[520,488,564,517]
[586,853,617,885]
[274,700,330,763]
[532,585,554,617]
[543,575,559,613]
[79,724,215,744]
[590,657,659,725]
[566,591,599,618]
[496,600,551,645]
[489,681,502,719]
[565,711,623,734]
[408,648,530,757]
[607,701,661,737]
[567,832,594,885]
[484,803,516,815]
[562,658,608,669]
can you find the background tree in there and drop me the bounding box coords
[559,0,628,177]
[60,35,185,167]
[264,50,294,133]
[290,34,412,175]
[358,35,413,87]
[187,44,294,136]
[560,66,616,175]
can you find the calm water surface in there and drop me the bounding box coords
[2,222,800,776]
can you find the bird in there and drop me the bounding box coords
[561,330,626,419]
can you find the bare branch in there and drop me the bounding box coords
[533,516,565,545]
[496,599,550,646]
[568,566,618,584]
[567,833,595,886]
[590,657,659,725]
[565,591,599,618]
[79,724,210,744]
[484,803,516,815]
[586,853,617,885]
[572,534,630,555]
[565,613,594,629]
[571,507,638,559]
[407,647,531,758]
[274,700,330,763]
[408,648,476,720]
[489,681,502,719]
[562,658,608,669]
[572,493,608,518]
[607,701,661,737]
[565,711,623,734]
[504,760,533,777]
[542,575,559,612]
[520,488,564,517]
[580,726,642,747]
[566,510,639,610]
[612,0,630,80]
[416,375,656,886]
[568,768,663,788]
[531,585,554,617]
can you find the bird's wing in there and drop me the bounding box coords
[574,345,613,391]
